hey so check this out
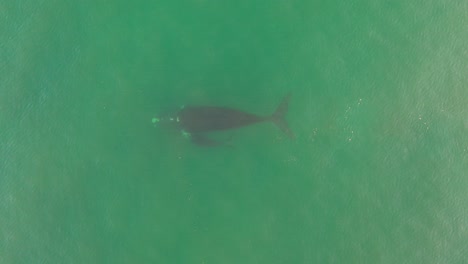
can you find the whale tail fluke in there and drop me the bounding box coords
[270,93,295,139]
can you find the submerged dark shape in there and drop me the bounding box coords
[153,93,294,146]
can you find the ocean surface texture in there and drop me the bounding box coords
[1,0,467,263]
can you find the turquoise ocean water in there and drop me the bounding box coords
[1,1,467,263]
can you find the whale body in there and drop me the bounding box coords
[153,93,294,146]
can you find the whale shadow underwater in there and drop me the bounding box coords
[152,93,294,146]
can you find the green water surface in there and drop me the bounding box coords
[1,0,467,263]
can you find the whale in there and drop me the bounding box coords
[152,93,294,146]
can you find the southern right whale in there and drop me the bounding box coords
[152,93,294,146]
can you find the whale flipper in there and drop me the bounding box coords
[191,134,226,147]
